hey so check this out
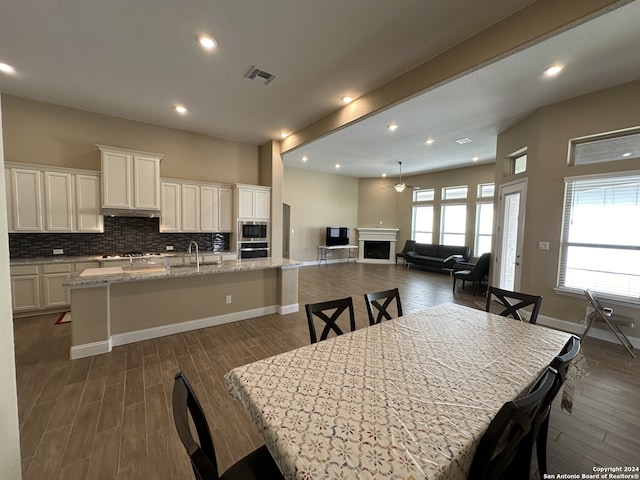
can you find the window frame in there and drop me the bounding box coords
[474,201,494,255]
[440,203,467,246]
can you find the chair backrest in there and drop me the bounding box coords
[584,288,611,322]
[305,297,356,344]
[400,240,416,254]
[172,372,220,480]
[364,288,403,325]
[466,253,491,280]
[468,367,556,480]
[486,286,543,324]
[550,335,580,383]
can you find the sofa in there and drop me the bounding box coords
[404,243,471,271]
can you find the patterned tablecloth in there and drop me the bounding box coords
[224,302,576,480]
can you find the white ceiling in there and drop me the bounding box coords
[1,1,640,179]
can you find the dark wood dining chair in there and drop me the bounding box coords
[172,372,283,480]
[364,288,403,325]
[468,367,555,480]
[305,297,356,344]
[529,335,581,480]
[583,288,635,358]
[485,286,543,324]
[452,252,490,295]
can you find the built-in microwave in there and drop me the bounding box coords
[239,221,268,242]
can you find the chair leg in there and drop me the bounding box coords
[536,416,550,480]
[452,276,456,293]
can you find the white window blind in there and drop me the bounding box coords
[558,173,640,299]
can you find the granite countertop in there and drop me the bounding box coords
[10,251,234,266]
[65,257,301,288]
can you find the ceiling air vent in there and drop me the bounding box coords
[245,66,277,85]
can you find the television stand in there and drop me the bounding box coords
[318,245,358,265]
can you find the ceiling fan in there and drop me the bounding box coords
[392,161,422,192]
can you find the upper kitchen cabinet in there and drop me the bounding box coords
[160,179,233,233]
[5,164,103,233]
[235,184,271,220]
[98,145,162,214]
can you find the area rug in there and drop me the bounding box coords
[55,312,71,325]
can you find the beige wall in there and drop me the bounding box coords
[358,163,496,254]
[283,167,359,262]
[495,78,640,328]
[1,95,259,184]
[0,96,23,478]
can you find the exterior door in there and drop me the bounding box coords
[496,180,527,290]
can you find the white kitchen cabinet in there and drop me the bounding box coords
[42,264,71,307]
[235,184,271,220]
[5,168,14,231]
[75,174,104,232]
[11,168,43,231]
[181,184,201,232]
[218,186,233,231]
[43,171,74,231]
[160,182,181,232]
[98,145,162,211]
[10,265,41,312]
[160,179,233,233]
[200,185,217,232]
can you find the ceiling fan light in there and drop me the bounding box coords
[394,183,406,193]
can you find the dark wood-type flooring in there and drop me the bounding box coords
[13,263,640,479]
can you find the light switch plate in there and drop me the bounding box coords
[538,241,550,250]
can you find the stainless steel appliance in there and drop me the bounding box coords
[239,242,269,258]
[239,221,268,242]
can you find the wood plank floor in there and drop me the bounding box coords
[13,263,640,479]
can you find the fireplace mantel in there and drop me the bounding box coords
[356,228,399,264]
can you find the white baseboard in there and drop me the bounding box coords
[537,314,640,349]
[110,306,279,347]
[278,303,299,315]
[70,339,112,359]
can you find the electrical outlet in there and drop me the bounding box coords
[53,248,64,255]
[225,295,232,304]
[166,245,174,251]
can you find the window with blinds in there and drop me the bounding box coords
[558,173,640,300]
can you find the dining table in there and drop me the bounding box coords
[224,302,581,479]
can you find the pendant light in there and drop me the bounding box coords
[394,161,406,192]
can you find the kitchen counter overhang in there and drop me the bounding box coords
[66,258,301,359]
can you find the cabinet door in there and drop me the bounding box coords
[133,155,161,210]
[102,151,132,208]
[255,189,271,219]
[237,188,255,218]
[181,184,200,232]
[11,275,41,311]
[160,182,181,232]
[76,174,104,232]
[11,168,43,231]
[42,273,71,307]
[5,168,14,232]
[200,186,218,232]
[44,171,74,231]
[218,187,233,232]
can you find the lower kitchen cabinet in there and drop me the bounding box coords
[42,264,71,307]
[10,266,41,312]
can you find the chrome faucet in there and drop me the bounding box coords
[188,241,200,272]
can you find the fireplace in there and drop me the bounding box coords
[356,228,399,264]
[364,241,390,259]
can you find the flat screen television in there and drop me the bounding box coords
[326,227,349,246]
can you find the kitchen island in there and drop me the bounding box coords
[65,258,301,359]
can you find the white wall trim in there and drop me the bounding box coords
[278,303,299,315]
[537,313,640,349]
[70,339,112,359]
[109,306,278,347]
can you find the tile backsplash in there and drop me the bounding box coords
[9,217,230,258]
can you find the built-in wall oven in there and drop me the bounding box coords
[239,221,268,242]
[239,242,269,258]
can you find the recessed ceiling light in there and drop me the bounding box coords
[472,156,480,161]
[622,152,632,157]
[0,62,16,74]
[382,173,387,178]
[335,163,340,169]
[425,138,435,145]
[174,105,187,114]
[341,96,353,104]
[455,137,472,144]
[544,64,564,77]
[198,35,217,49]
[388,124,398,131]
[302,156,308,162]
[280,132,289,139]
